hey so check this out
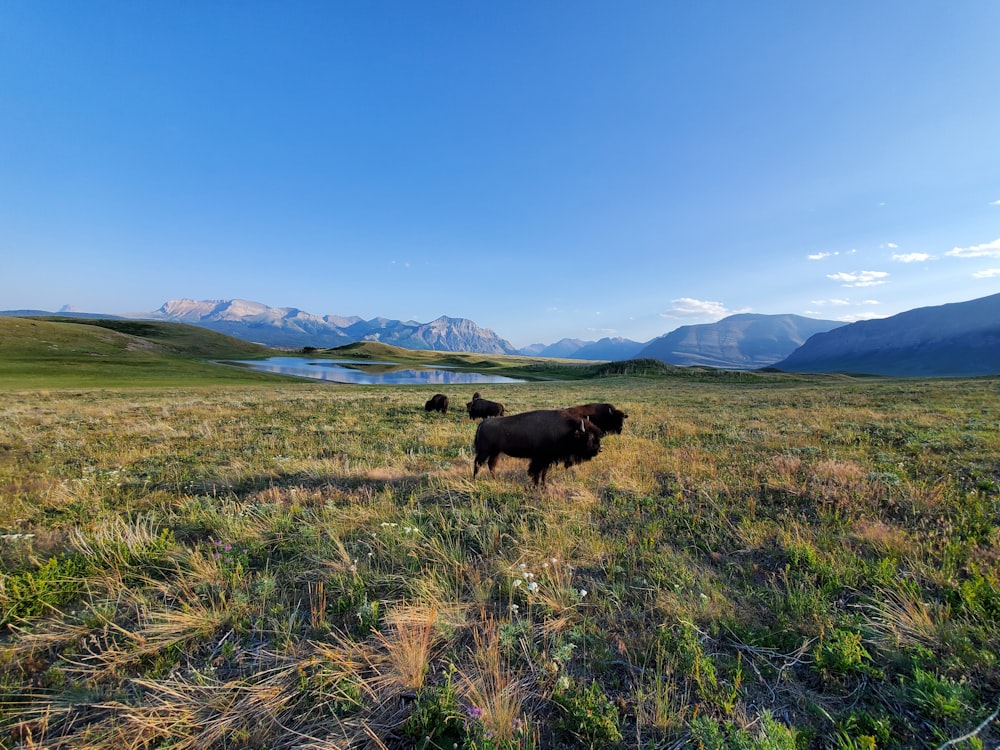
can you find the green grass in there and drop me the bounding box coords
[1,320,999,748]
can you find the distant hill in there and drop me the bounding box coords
[140,299,519,354]
[573,337,647,361]
[520,338,588,358]
[638,314,845,369]
[773,292,1000,376]
[519,336,646,360]
[0,309,126,320]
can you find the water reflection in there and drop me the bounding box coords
[227,356,524,385]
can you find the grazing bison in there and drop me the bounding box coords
[466,393,505,420]
[566,403,628,435]
[473,409,604,486]
[424,393,449,414]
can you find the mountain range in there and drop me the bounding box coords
[3,292,998,375]
[144,299,520,354]
[773,292,1000,377]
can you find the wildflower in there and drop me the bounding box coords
[464,705,483,720]
[579,588,588,599]
[509,604,519,614]
[512,579,522,588]
[527,581,539,593]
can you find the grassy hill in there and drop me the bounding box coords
[0,316,285,388]
[324,340,605,380]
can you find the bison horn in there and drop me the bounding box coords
[579,419,586,432]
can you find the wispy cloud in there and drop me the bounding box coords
[973,268,1000,278]
[891,252,933,263]
[827,270,889,287]
[836,312,890,322]
[812,298,880,306]
[808,248,857,261]
[989,199,1000,206]
[660,298,747,319]
[946,238,1000,258]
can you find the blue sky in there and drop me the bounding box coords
[2,2,999,348]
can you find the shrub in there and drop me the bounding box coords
[552,679,623,748]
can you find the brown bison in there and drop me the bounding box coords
[473,409,604,486]
[466,392,505,420]
[424,393,449,414]
[566,402,628,435]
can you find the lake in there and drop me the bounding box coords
[226,357,525,385]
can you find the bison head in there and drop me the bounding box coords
[569,403,628,435]
[573,418,603,458]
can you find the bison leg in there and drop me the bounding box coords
[473,451,499,480]
[527,457,553,487]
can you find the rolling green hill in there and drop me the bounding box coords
[0,316,285,389]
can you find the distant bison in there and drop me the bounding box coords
[473,409,604,486]
[424,393,449,414]
[566,403,628,435]
[466,392,505,420]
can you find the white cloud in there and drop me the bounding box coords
[886,242,898,249]
[891,253,933,263]
[973,268,1000,278]
[989,199,1000,206]
[660,298,746,319]
[946,238,1000,258]
[808,252,832,261]
[827,270,889,287]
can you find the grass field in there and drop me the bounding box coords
[1,319,998,749]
